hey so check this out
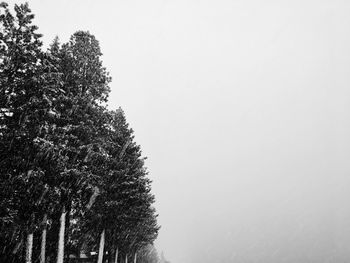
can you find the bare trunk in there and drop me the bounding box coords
[56,207,66,263]
[125,254,128,263]
[114,248,119,263]
[40,213,48,263]
[25,232,33,263]
[133,252,137,263]
[64,203,71,262]
[97,229,105,263]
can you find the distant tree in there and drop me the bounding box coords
[159,252,171,263]
[101,109,159,262]
[75,109,159,262]
[137,245,159,263]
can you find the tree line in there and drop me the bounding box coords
[0,2,159,263]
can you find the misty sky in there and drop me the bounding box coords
[7,0,350,262]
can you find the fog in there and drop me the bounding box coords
[11,0,350,262]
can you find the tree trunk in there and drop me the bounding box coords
[111,248,118,263]
[64,203,71,262]
[40,213,47,263]
[125,254,128,263]
[25,232,33,263]
[133,252,137,263]
[97,229,105,263]
[56,206,66,263]
[114,248,119,263]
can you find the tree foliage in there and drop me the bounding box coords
[0,2,159,262]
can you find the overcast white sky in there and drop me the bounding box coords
[8,0,350,262]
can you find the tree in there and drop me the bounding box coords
[42,31,112,262]
[159,252,171,263]
[0,3,159,263]
[79,109,159,261]
[137,245,159,263]
[0,3,62,262]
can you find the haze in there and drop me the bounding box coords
[8,0,350,262]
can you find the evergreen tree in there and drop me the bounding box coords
[80,109,159,260]
[0,3,159,262]
[137,245,159,263]
[0,3,62,261]
[42,31,112,261]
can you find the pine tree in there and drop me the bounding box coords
[43,31,112,261]
[79,109,159,259]
[0,3,62,261]
[0,3,159,262]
